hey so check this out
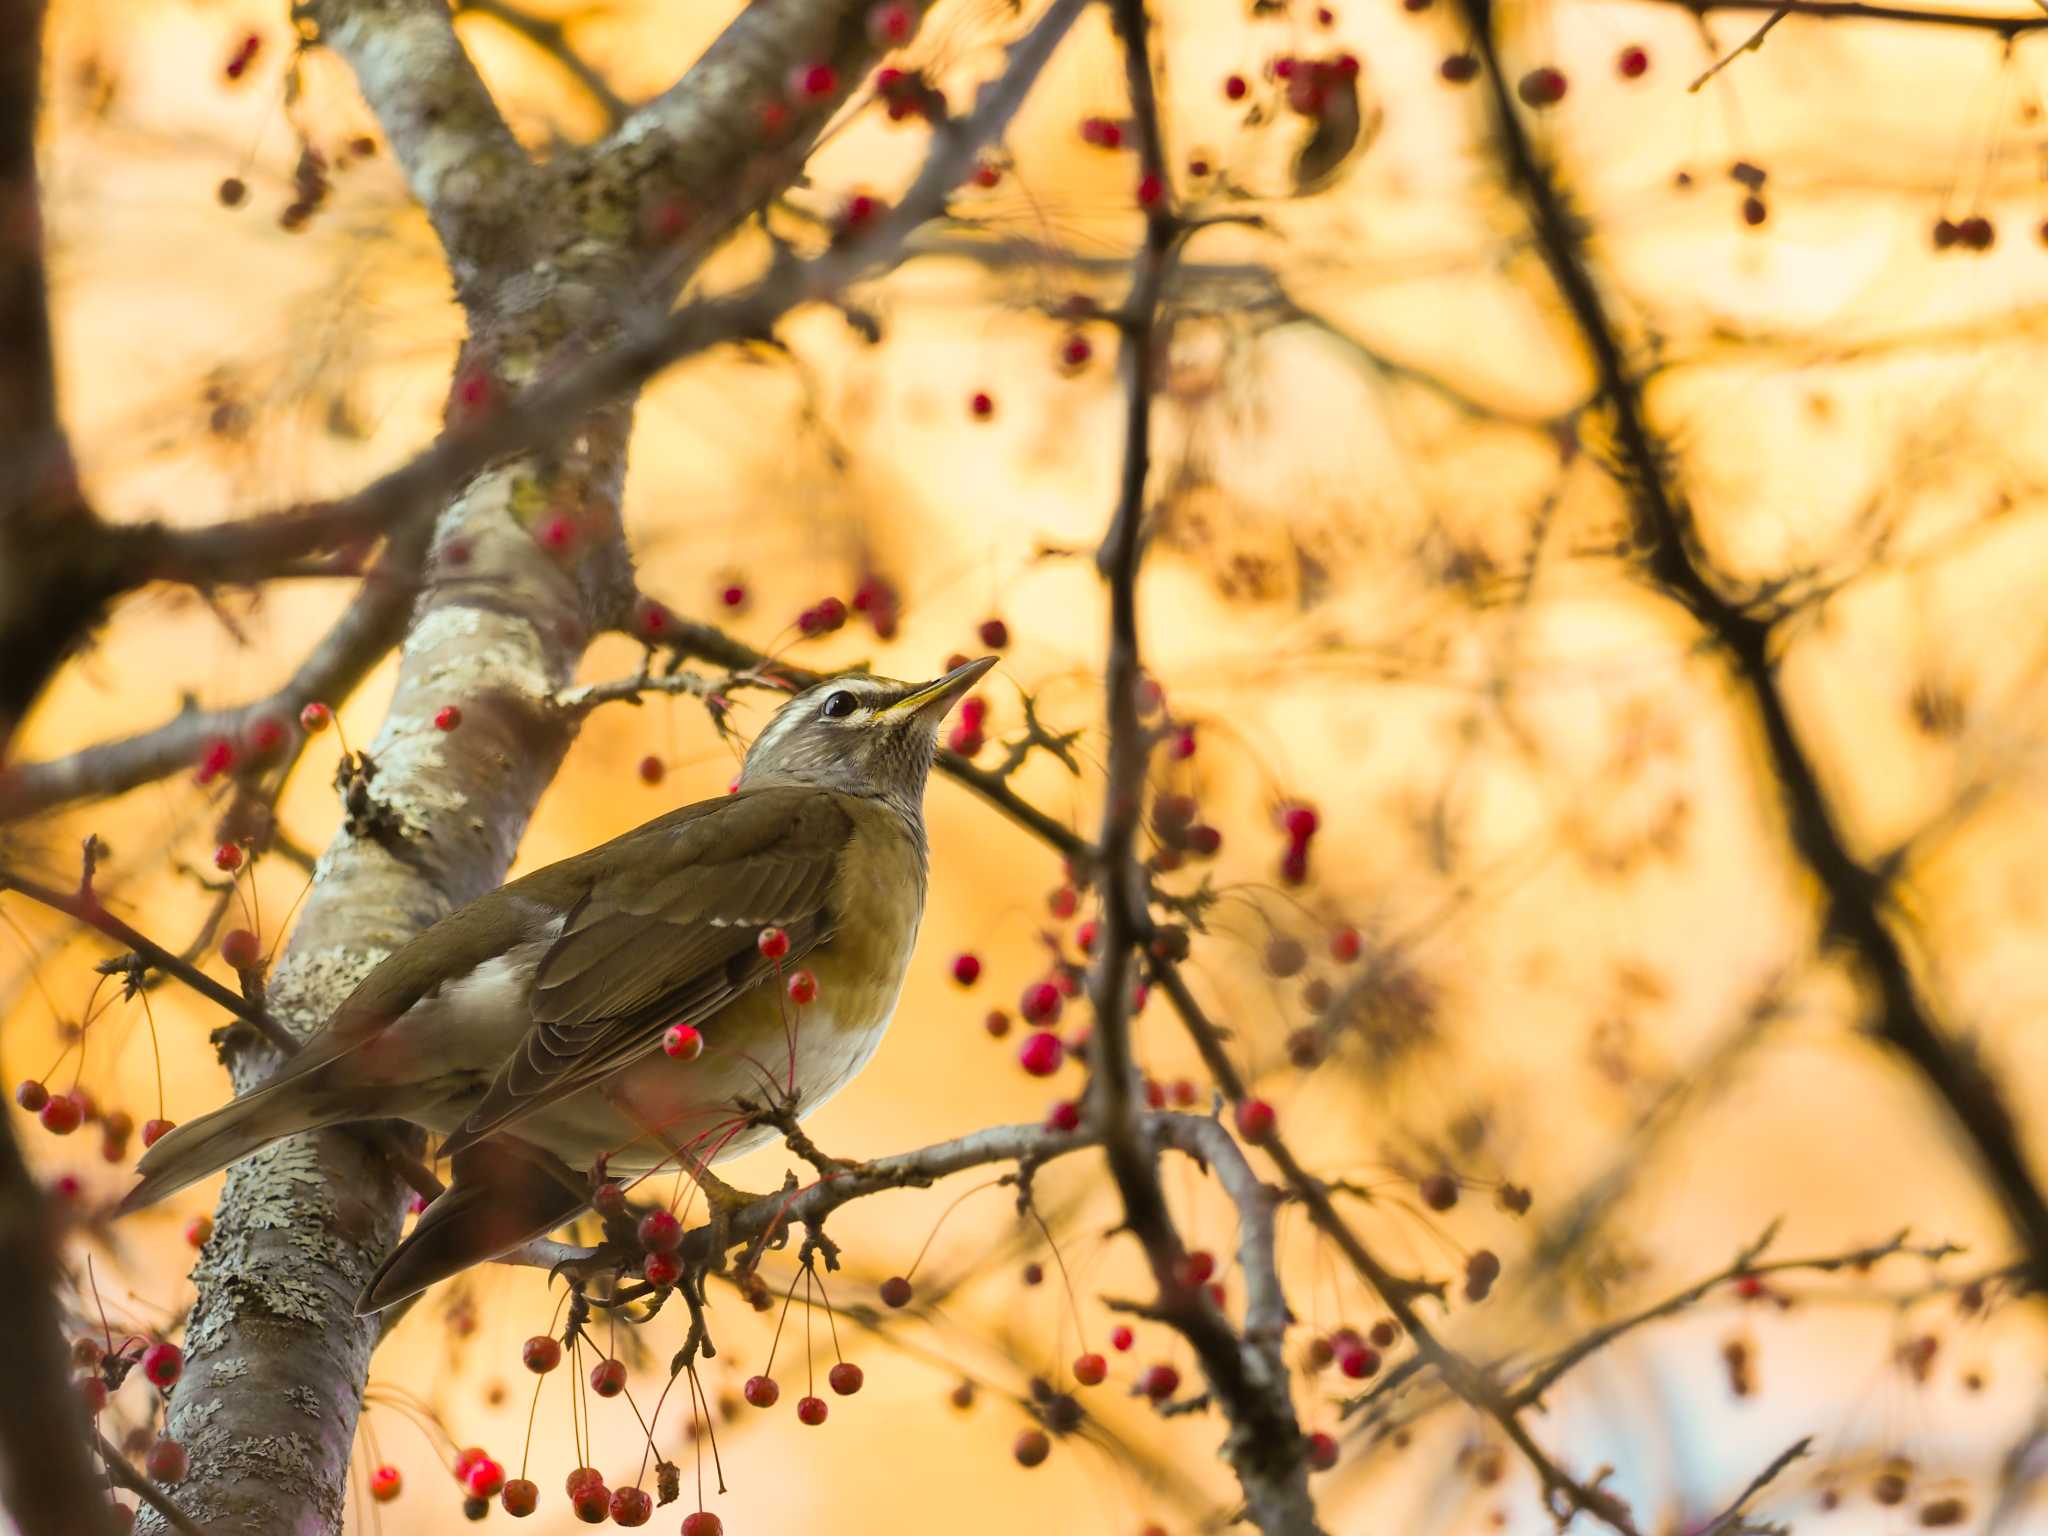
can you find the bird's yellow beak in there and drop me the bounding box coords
[888,655,997,721]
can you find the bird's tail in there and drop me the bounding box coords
[357,1138,589,1313]
[118,1048,365,1215]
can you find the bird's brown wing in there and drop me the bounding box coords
[435,786,852,1160]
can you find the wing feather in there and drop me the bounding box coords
[437,787,851,1159]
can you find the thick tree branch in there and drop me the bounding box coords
[1073,9,1318,1534]
[1457,0,2048,1297]
[0,7,132,1524]
[0,519,427,822]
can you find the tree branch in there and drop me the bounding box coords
[1456,0,2048,1297]
[94,1431,209,1536]
[0,518,427,822]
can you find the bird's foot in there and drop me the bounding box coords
[690,1164,779,1271]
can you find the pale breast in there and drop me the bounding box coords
[519,803,929,1174]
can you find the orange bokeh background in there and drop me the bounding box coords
[11,0,2048,1530]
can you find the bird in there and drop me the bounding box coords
[120,655,996,1312]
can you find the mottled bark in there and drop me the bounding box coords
[140,3,946,1530]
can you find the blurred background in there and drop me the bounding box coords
[8,0,2048,1530]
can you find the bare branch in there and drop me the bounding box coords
[0,520,427,822]
[1455,0,2048,1297]
[94,1432,209,1536]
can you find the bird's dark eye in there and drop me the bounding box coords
[821,690,859,720]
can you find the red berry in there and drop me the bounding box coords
[638,1209,682,1252]
[868,0,916,45]
[244,715,286,756]
[1060,334,1092,370]
[220,928,261,970]
[565,1467,604,1500]
[638,755,664,785]
[1170,727,1196,759]
[1420,1173,1458,1211]
[1224,73,1248,100]
[141,1116,174,1148]
[970,390,995,418]
[14,1080,47,1112]
[1464,1248,1501,1301]
[1047,885,1078,919]
[796,1394,828,1426]
[1013,1429,1050,1467]
[1307,1431,1339,1470]
[455,1448,489,1481]
[434,704,462,731]
[593,1181,626,1218]
[1618,44,1649,78]
[663,1023,703,1060]
[213,842,243,873]
[141,1341,184,1389]
[1110,1325,1134,1352]
[1136,173,1165,208]
[1020,980,1063,1026]
[744,1374,781,1408]
[1440,53,1478,84]
[1138,1363,1180,1401]
[950,952,982,987]
[1282,805,1319,841]
[466,1459,506,1499]
[185,1214,212,1247]
[39,1096,81,1135]
[720,581,747,610]
[638,1250,677,1287]
[787,969,818,1005]
[590,1358,626,1396]
[609,1487,651,1526]
[757,926,790,961]
[522,1335,561,1373]
[631,595,673,640]
[194,737,236,784]
[298,701,331,733]
[500,1480,538,1517]
[1235,1098,1277,1144]
[1517,66,1567,108]
[982,1009,1011,1038]
[948,723,985,757]
[1741,195,1769,228]
[145,1438,187,1482]
[1338,1344,1380,1379]
[977,617,1009,649]
[880,1275,913,1308]
[370,1465,402,1502]
[837,194,884,236]
[788,61,837,102]
[1073,1352,1106,1386]
[573,1486,609,1523]
[829,1361,864,1395]
[1046,1099,1081,1133]
[681,1514,723,1536]
[1019,1032,1065,1077]
[1279,844,1310,886]
[534,513,576,551]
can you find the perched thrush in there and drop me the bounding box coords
[121,657,996,1309]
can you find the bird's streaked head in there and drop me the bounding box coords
[739,657,997,817]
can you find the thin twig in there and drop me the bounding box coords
[94,1432,209,1536]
